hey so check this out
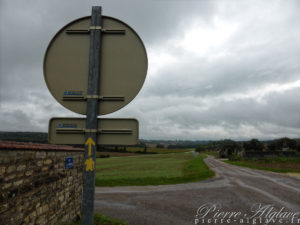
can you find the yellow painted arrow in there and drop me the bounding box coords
[85,137,95,156]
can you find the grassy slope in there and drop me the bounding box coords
[225,156,300,173]
[95,153,214,186]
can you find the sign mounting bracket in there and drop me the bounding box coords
[62,94,125,101]
[66,27,125,35]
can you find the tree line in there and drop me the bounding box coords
[195,137,300,155]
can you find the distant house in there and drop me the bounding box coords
[146,143,157,148]
[282,141,289,151]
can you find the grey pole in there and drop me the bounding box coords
[82,6,102,225]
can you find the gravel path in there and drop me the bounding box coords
[94,156,300,225]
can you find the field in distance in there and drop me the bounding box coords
[95,153,214,186]
[225,156,300,174]
[96,147,194,158]
[126,146,194,154]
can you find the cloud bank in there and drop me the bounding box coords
[0,0,299,140]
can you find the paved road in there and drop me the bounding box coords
[94,156,300,225]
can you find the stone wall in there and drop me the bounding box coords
[0,141,84,225]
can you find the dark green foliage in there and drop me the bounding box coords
[243,139,264,152]
[218,139,242,158]
[276,137,297,150]
[267,141,276,152]
[267,137,297,151]
[0,132,48,143]
[195,145,205,152]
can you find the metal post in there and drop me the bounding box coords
[82,6,102,225]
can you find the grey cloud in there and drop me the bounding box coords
[0,109,37,131]
[0,0,300,140]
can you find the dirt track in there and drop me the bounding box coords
[94,156,300,225]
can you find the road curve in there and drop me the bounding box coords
[94,156,300,225]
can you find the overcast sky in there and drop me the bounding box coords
[0,0,300,140]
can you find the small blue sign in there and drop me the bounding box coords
[65,156,73,169]
[63,91,83,96]
[57,123,77,128]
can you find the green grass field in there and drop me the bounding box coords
[96,147,194,158]
[95,153,214,186]
[225,156,300,173]
[126,146,194,154]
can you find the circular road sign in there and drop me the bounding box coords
[44,16,148,115]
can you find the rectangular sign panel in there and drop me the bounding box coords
[65,156,73,169]
[49,117,138,145]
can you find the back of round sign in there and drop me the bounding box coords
[44,16,148,115]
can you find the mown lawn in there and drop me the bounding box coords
[95,153,214,186]
[225,156,300,173]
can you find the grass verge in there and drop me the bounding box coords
[95,153,214,186]
[225,156,300,173]
[61,213,130,225]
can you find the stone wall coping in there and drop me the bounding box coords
[0,141,84,151]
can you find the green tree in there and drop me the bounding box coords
[195,145,205,152]
[243,139,263,152]
[275,137,297,150]
[219,139,241,157]
[267,142,276,152]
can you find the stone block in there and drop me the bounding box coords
[41,166,48,171]
[35,151,46,159]
[3,182,12,189]
[44,159,52,165]
[17,164,26,171]
[0,166,6,175]
[25,170,33,176]
[36,215,46,225]
[14,179,23,186]
[0,203,9,213]
[37,160,43,166]
[30,210,37,219]
[42,204,49,213]
[58,195,64,202]
[7,165,16,174]
[5,173,16,181]
[17,172,24,177]
[24,215,30,224]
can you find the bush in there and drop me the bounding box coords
[228,153,242,161]
[243,139,263,152]
[98,154,110,158]
[195,145,205,152]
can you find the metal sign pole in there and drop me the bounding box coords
[82,6,102,225]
